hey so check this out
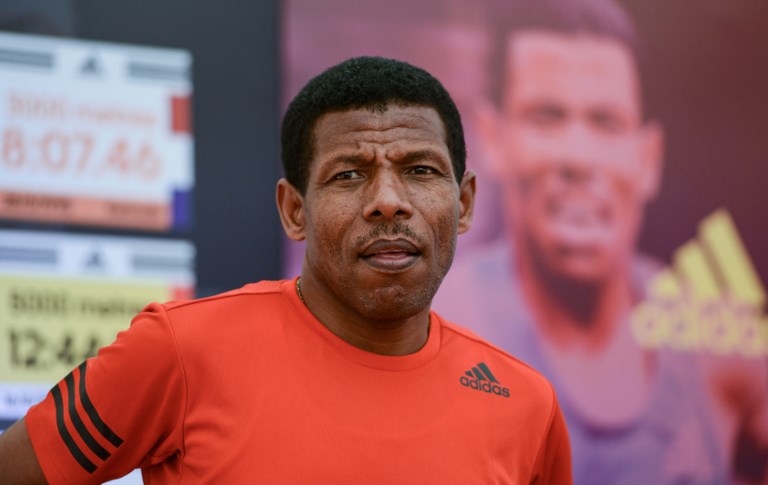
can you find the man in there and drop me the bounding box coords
[434,0,767,484]
[0,57,571,483]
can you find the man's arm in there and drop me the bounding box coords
[531,393,573,485]
[1,304,185,484]
[0,418,48,484]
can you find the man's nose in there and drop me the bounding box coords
[552,121,602,182]
[362,168,414,221]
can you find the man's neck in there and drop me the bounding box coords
[516,257,633,352]
[296,273,431,356]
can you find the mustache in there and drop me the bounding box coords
[354,222,423,249]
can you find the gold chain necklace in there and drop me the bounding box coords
[296,277,305,303]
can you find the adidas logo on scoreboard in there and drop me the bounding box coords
[630,209,768,356]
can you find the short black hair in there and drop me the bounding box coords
[488,0,646,116]
[281,56,466,194]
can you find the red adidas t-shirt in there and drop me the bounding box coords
[26,279,571,484]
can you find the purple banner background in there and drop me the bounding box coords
[282,0,768,483]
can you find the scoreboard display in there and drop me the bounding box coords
[0,31,193,232]
[0,229,194,429]
[0,31,195,448]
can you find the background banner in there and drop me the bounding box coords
[283,0,768,482]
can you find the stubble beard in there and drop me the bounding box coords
[324,223,457,326]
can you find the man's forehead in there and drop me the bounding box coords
[504,30,640,107]
[318,103,440,125]
[509,29,635,65]
[312,104,447,147]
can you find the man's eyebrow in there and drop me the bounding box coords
[398,149,449,165]
[323,149,448,167]
[325,154,370,166]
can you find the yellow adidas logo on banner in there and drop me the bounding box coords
[630,209,768,356]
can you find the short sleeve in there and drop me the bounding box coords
[531,390,573,485]
[25,302,187,484]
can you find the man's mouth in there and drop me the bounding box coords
[544,197,614,247]
[360,239,421,272]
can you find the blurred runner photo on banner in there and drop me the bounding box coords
[284,0,768,483]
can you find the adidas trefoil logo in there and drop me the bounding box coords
[459,362,510,398]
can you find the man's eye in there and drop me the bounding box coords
[333,170,362,181]
[525,105,565,126]
[590,110,628,133]
[409,166,436,175]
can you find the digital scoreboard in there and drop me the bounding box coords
[0,33,195,461]
[0,229,195,430]
[0,31,193,231]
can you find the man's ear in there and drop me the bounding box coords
[639,120,664,201]
[457,171,476,235]
[276,178,306,241]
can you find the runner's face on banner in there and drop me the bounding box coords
[494,31,662,283]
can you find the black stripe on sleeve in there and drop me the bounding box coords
[478,363,499,383]
[77,361,124,447]
[51,384,97,473]
[64,372,111,460]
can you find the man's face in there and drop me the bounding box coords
[494,31,661,283]
[285,104,474,321]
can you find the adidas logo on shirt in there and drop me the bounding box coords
[459,362,510,398]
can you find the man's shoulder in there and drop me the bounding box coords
[138,279,297,338]
[437,314,556,402]
[162,279,290,313]
[434,239,531,340]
